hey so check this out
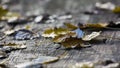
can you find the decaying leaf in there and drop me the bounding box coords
[53,32,76,43]
[82,31,101,41]
[60,37,85,48]
[42,27,69,38]
[15,56,58,68]
[43,23,115,48]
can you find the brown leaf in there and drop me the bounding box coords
[61,37,85,48]
[53,32,76,43]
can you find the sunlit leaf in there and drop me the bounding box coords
[42,27,69,38]
[70,62,94,68]
[95,2,115,10]
[82,31,101,41]
[1,12,20,20]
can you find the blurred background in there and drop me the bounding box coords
[0,0,115,16]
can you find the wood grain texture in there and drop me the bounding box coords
[2,0,120,68]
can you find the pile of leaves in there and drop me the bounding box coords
[42,22,120,48]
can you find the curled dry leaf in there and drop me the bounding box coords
[42,27,69,38]
[82,31,101,41]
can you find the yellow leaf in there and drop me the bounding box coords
[112,6,120,13]
[42,27,69,38]
[64,23,108,30]
[0,6,8,19]
[64,23,77,30]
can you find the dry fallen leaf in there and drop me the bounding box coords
[53,32,76,43]
[42,27,69,38]
[60,37,85,48]
[0,6,8,19]
[64,23,108,30]
[112,6,120,13]
[64,23,77,30]
[82,31,101,41]
[83,23,108,29]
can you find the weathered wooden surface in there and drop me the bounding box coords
[1,0,120,68]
